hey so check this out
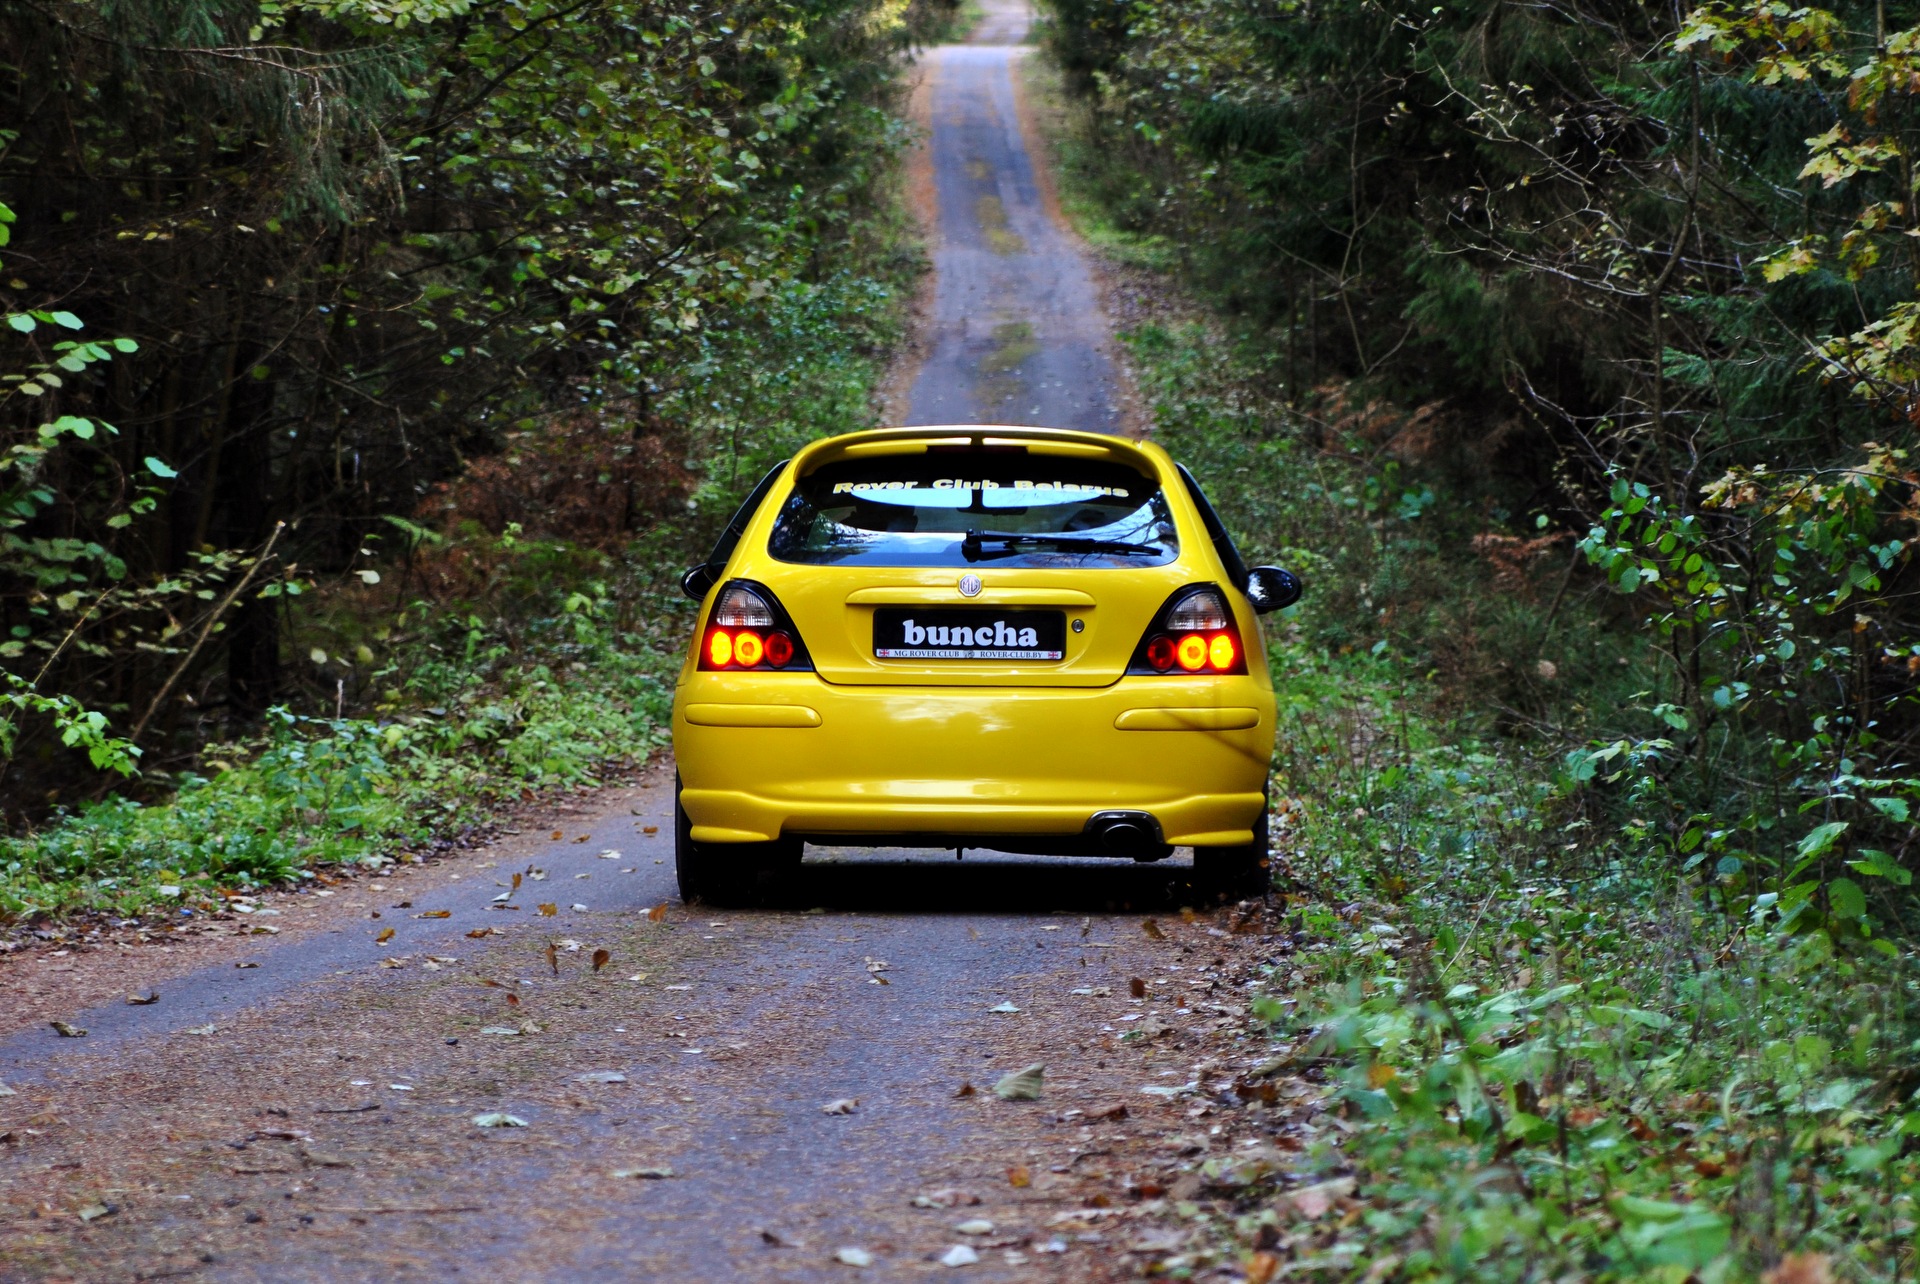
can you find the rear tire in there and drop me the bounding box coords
[674,776,801,907]
[1191,790,1271,903]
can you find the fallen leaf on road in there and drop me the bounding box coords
[1280,1178,1355,1218]
[576,1071,627,1084]
[558,938,582,951]
[573,834,589,843]
[549,831,562,841]
[1141,918,1166,940]
[952,1083,975,1099]
[642,825,659,835]
[537,903,557,917]
[376,927,395,944]
[627,973,650,983]
[236,961,259,968]
[76,1202,114,1223]
[664,984,692,991]
[864,958,890,973]
[598,849,622,860]
[479,1027,522,1036]
[1089,1102,1129,1121]
[471,1113,527,1128]
[544,943,559,975]
[912,1188,981,1208]
[834,1247,873,1267]
[49,1021,86,1038]
[612,1165,674,1179]
[528,869,546,881]
[249,924,280,935]
[0,1083,15,1097]
[181,1024,217,1036]
[758,1228,797,1247]
[955,1219,994,1235]
[1127,1228,1188,1254]
[821,1098,858,1115]
[1246,1251,1282,1284]
[512,872,524,891]
[1129,976,1147,998]
[380,957,407,969]
[570,903,589,912]
[993,1064,1044,1100]
[126,992,159,1006]
[592,948,611,973]
[870,975,889,986]
[940,1245,979,1267]
[1070,986,1112,997]
[647,903,669,922]
[414,910,450,919]
[1006,1166,1031,1188]
[988,1002,1020,1014]
[505,993,520,1007]
[302,1148,354,1168]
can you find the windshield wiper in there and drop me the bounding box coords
[961,530,1164,562]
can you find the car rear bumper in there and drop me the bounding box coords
[672,674,1274,847]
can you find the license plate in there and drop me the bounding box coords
[872,608,1066,661]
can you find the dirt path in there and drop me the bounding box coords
[0,9,1313,1281]
[900,1,1129,432]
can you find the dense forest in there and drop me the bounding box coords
[0,0,950,822]
[1045,0,1920,937]
[1030,0,1920,1275]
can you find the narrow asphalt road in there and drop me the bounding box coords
[0,7,1238,1282]
[904,2,1126,432]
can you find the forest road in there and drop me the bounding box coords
[0,7,1271,1283]
[902,0,1128,432]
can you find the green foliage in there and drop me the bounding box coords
[0,0,920,792]
[0,184,908,920]
[1099,287,1919,1278]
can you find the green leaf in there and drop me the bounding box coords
[6,314,34,333]
[1846,850,1913,886]
[49,311,83,330]
[1869,796,1909,823]
[111,338,138,353]
[1827,877,1867,921]
[143,456,178,479]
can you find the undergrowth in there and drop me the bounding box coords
[0,231,915,924]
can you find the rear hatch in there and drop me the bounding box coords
[759,434,1192,687]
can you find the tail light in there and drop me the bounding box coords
[698,581,813,672]
[1130,585,1246,675]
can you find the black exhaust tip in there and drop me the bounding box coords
[1086,811,1171,862]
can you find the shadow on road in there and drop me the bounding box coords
[774,852,1223,914]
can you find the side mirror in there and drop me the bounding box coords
[681,563,719,601]
[1244,566,1302,614]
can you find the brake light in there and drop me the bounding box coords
[1129,584,1248,675]
[697,581,813,671]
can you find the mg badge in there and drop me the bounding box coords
[957,573,983,598]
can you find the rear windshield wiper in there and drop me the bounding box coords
[961,530,1164,562]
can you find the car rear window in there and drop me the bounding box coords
[768,452,1179,568]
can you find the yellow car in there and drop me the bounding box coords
[670,425,1301,904]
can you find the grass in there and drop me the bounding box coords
[1019,45,1920,1284]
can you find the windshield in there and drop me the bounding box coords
[768,453,1179,568]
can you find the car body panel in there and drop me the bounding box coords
[671,424,1277,850]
